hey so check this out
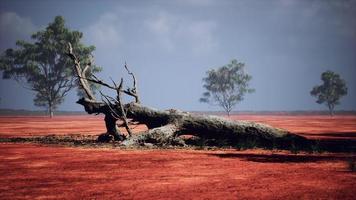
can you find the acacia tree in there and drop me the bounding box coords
[200,59,255,116]
[310,70,348,116]
[65,46,309,149]
[0,16,100,117]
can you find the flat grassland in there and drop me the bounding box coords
[0,115,355,199]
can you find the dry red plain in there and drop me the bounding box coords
[0,115,355,199]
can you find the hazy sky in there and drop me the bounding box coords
[0,0,355,111]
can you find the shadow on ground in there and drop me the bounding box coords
[208,152,355,163]
[301,132,356,138]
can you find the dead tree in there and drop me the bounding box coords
[67,43,310,149]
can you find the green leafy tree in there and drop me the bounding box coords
[200,59,255,116]
[310,70,348,116]
[0,16,101,117]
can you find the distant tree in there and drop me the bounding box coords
[310,70,348,116]
[0,16,101,117]
[200,59,255,116]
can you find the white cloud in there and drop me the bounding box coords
[177,20,217,54]
[0,12,36,49]
[145,12,176,50]
[84,13,121,50]
[145,11,218,54]
[82,7,218,55]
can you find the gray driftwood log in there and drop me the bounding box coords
[67,43,310,149]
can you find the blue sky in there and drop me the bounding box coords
[0,0,355,111]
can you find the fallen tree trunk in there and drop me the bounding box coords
[78,98,310,149]
[68,43,310,149]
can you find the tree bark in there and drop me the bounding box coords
[104,114,123,140]
[77,98,310,149]
[328,103,334,116]
[48,102,54,118]
[76,98,126,141]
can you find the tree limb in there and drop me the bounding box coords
[66,43,96,100]
[116,78,133,137]
[124,62,140,103]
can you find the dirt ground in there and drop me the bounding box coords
[0,115,355,199]
[0,115,107,137]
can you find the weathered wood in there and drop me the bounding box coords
[77,98,309,148]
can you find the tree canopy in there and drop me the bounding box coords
[310,70,348,116]
[200,59,254,116]
[0,16,101,117]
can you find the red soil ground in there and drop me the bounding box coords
[0,115,108,137]
[0,115,355,199]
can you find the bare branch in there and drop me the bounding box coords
[117,78,133,137]
[89,74,117,90]
[99,91,121,119]
[82,54,93,77]
[66,43,96,100]
[109,77,118,88]
[99,85,133,137]
[124,62,140,103]
[70,61,140,103]
[79,74,139,104]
